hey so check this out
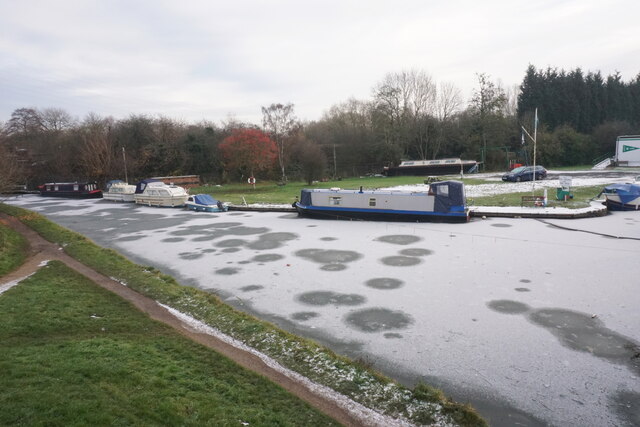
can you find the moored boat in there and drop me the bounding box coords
[383,158,478,177]
[294,180,469,222]
[38,182,102,198]
[133,179,189,207]
[185,194,228,212]
[103,180,136,202]
[601,182,640,211]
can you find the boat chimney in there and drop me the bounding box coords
[359,186,363,193]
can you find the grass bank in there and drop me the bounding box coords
[0,261,338,426]
[0,203,486,426]
[470,185,605,208]
[0,221,28,276]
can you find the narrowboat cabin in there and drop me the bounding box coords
[383,158,478,177]
[294,180,469,222]
[38,182,102,198]
[133,179,189,207]
[103,180,136,202]
[185,194,228,212]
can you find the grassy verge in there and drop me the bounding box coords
[0,203,486,426]
[0,222,28,276]
[0,261,338,426]
[470,185,604,208]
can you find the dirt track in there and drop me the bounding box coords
[0,213,376,427]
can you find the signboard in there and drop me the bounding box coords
[616,135,640,166]
[559,175,572,189]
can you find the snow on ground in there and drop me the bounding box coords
[383,170,639,198]
[4,182,640,427]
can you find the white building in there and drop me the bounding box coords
[615,135,640,167]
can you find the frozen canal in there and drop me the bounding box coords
[6,195,640,426]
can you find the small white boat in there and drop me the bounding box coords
[103,180,136,202]
[185,194,228,212]
[133,179,189,207]
[601,182,640,211]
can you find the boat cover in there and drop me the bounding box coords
[603,183,640,205]
[192,194,221,205]
[431,181,466,212]
[135,179,162,194]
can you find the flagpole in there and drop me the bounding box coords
[532,108,537,193]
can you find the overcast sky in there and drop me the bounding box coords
[1,0,638,125]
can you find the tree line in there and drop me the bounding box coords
[1,65,639,192]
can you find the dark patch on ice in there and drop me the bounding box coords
[278,213,298,219]
[252,253,284,262]
[216,238,247,248]
[169,222,245,236]
[161,237,185,243]
[221,248,241,253]
[528,308,640,374]
[365,278,404,290]
[345,308,413,333]
[399,248,433,257]
[486,300,530,314]
[297,291,366,306]
[215,267,240,275]
[116,235,144,241]
[307,224,317,227]
[247,232,298,250]
[240,285,263,292]
[178,252,204,260]
[519,279,531,283]
[238,260,250,264]
[491,223,512,228]
[202,249,216,253]
[380,256,421,267]
[320,263,347,271]
[291,312,320,321]
[610,390,640,426]
[228,212,245,216]
[320,237,338,241]
[384,333,403,339]
[191,235,215,242]
[295,248,362,264]
[514,288,531,292]
[375,235,421,245]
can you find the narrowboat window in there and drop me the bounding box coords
[329,196,341,205]
[445,159,455,163]
[188,197,193,202]
[46,185,51,191]
[369,198,376,207]
[404,162,414,166]
[54,185,59,191]
[437,185,449,196]
[74,185,79,191]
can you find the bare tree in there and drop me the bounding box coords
[470,73,507,169]
[373,70,436,160]
[432,82,462,158]
[40,108,75,132]
[0,145,23,195]
[262,103,298,183]
[79,113,114,185]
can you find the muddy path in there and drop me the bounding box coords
[0,213,383,427]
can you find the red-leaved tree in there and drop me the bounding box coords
[218,128,278,179]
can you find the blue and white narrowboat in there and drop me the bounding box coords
[185,194,228,212]
[294,180,469,222]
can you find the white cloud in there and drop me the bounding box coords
[1,0,639,124]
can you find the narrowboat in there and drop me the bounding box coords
[185,194,228,212]
[103,180,136,202]
[133,179,189,207]
[383,158,478,177]
[294,180,469,222]
[38,182,102,198]
[601,182,640,211]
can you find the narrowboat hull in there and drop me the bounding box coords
[383,159,478,177]
[39,182,102,198]
[295,203,469,222]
